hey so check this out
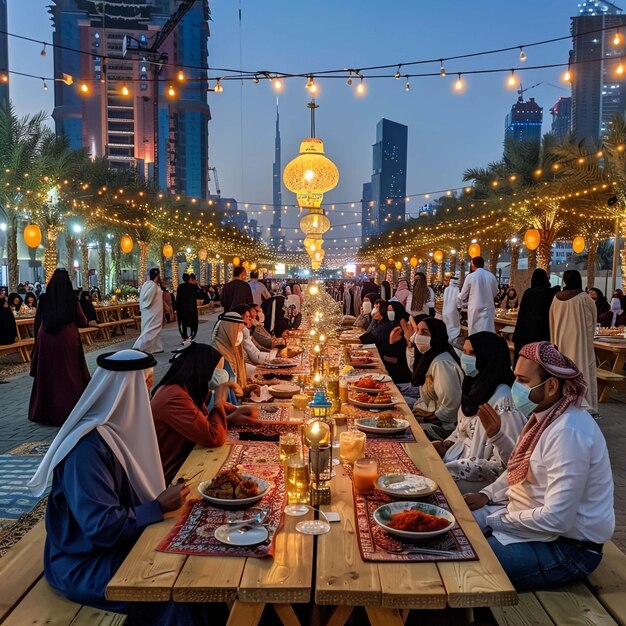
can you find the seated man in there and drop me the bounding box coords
[464,341,614,590]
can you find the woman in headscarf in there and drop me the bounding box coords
[29,269,90,426]
[283,285,301,314]
[359,299,391,347]
[588,288,610,316]
[28,349,209,625]
[8,292,23,313]
[501,287,519,310]
[353,292,376,331]
[292,283,304,303]
[550,269,598,416]
[394,278,411,308]
[151,343,258,482]
[79,291,99,327]
[262,294,290,338]
[410,317,463,440]
[0,296,17,345]
[599,297,626,327]
[434,332,526,493]
[24,292,38,309]
[89,287,102,303]
[380,280,392,302]
[512,269,556,364]
[406,272,435,317]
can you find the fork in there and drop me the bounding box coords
[386,546,461,557]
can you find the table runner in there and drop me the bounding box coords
[228,405,303,440]
[342,406,417,443]
[350,441,477,563]
[157,442,284,558]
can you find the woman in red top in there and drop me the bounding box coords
[151,343,258,482]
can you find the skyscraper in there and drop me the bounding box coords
[368,119,408,238]
[270,100,284,250]
[570,0,626,143]
[504,97,543,143]
[0,0,8,111]
[49,0,211,198]
[550,96,573,139]
[360,181,373,246]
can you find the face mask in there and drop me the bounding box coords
[372,306,380,316]
[387,310,396,322]
[414,334,431,353]
[257,311,265,323]
[460,354,478,377]
[511,379,546,417]
[362,301,372,314]
[210,367,229,389]
[236,330,244,346]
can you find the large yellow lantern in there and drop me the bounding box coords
[394,261,402,270]
[572,236,585,254]
[433,249,444,264]
[232,256,241,266]
[162,244,174,259]
[198,248,208,261]
[311,260,321,270]
[299,211,331,235]
[524,229,541,251]
[283,138,339,209]
[468,243,481,258]
[120,235,133,254]
[23,224,42,248]
[250,262,257,271]
[409,256,418,267]
[379,263,387,272]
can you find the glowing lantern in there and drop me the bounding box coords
[300,211,331,235]
[379,263,387,272]
[433,250,444,264]
[394,261,402,270]
[524,229,541,251]
[387,258,394,266]
[409,257,418,267]
[232,256,241,266]
[250,262,257,270]
[198,248,208,261]
[468,243,481,258]
[23,224,42,248]
[572,236,585,254]
[311,260,321,270]
[162,244,174,259]
[120,235,133,254]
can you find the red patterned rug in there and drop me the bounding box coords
[350,441,477,563]
[343,406,417,443]
[157,442,284,558]
[227,406,304,440]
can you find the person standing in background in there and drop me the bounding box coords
[442,276,461,342]
[457,256,498,334]
[221,266,253,312]
[133,268,164,354]
[248,270,271,306]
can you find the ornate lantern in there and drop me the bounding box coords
[198,247,208,261]
[24,224,42,248]
[306,389,334,505]
[409,256,418,267]
[387,257,394,266]
[524,229,541,251]
[572,236,585,254]
[120,235,133,254]
[394,261,402,271]
[162,243,174,259]
[300,211,331,236]
[468,243,481,258]
[379,263,386,272]
[433,250,444,264]
[232,256,241,266]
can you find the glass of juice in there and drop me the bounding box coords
[353,458,378,494]
[279,432,300,461]
[339,431,366,464]
[284,452,310,516]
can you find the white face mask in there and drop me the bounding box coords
[387,310,396,322]
[362,301,372,314]
[372,306,380,316]
[414,334,431,353]
[236,330,244,346]
[210,367,229,389]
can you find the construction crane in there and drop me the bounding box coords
[517,81,569,103]
[208,167,221,197]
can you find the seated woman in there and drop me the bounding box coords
[232,304,270,374]
[262,294,292,338]
[151,342,258,482]
[409,317,463,440]
[0,296,17,345]
[599,297,626,328]
[501,287,519,310]
[353,293,376,331]
[359,299,391,346]
[249,304,284,350]
[28,349,209,625]
[79,291,99,327]
[589,287,610,317]
[90,288,102,303]
[433,331,526,493]
[8,292,23,314]
[24,292,38,309]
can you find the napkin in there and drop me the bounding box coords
[250,385,273,403]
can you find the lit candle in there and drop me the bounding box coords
[319,334,326,343]
[313,344,321,354]
[310,329,317,337]
[313,371,322,386]
[306,419,330,446]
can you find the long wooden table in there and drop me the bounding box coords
[107,343,517,625]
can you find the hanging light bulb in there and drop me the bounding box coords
[405,76,410,91]
[121,84,130,96]
[563,64,572,82]
[440,60,446,77]
[176,69,185,82]
[356,76,365,95]
[454,73,464,91]
[42,79,48,91]
[614,31,623,46]
[306,75,317,94]
[40,43,47,57]
[273,77,282,91]
[507,69,517,88]
[214,79,223,92]
[167,84,176,97]
[253,74,260,84]
[79,82,89,94]
[519,46,527,61]
[618,60,624,75]
[346,70,353,86]
[394,65,401,79]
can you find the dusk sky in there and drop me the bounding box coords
[7,0,578,250]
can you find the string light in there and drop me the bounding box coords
[346,71,353,86]
[40,43,46,57]
[519,46,527,61]
[121,84,130,96]
[306,75,317,94]
[253,74,259,84]
[167,84,176,97]
[405,76,410,91]
[395,65,401,79]
[214,79,223,92]
[563,64,572,82]
[614,31,623,46]
[273,77,282,91]
[356,76,365,95]
[507,69,517,87]
[617,60,624,76]
[440,60,446,77]
[79,82,89,94]
[454,73,464,91]
[176,69,185,82]
[42,79,48,91]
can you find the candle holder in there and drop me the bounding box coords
[305,389,334,506]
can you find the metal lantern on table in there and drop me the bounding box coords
[305,389,334,505]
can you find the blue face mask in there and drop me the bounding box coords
[511,379,546,417]
[460,354,478,377]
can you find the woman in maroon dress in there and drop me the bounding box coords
[28,269,90,426]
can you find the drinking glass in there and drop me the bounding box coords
[353,458,378,494]
[279,432,300,461]
[284,452,310,516]
[339,431,366,464]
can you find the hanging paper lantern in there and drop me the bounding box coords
[524,229,541,251]
[23,224,42,248]
[198,248,208,261]
[250,262,257,271]
[379,263,387,272]
[299,211,331,235]
[311,260,321,270]
[572,236,585,254]
[433,250,444,264]
[468,243,481,258]
[120,235,133,254]
[232,256,241,266]
[394,261,402,271]
[162,243,174,259]
[387,258,394,266]
[409,256,418,267]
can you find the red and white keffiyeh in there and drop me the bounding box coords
[507,341,587,485]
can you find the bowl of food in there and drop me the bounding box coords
[349,375,389,394]
[355,415,409,434]
[376,473,438,498]
[373,501,455,539]
[199,469,269,506]
[349,356,377,368]
[268,383,301,399]
[266,357,297,368]
[349,391,398,409]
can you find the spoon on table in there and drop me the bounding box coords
[226,507,270,530]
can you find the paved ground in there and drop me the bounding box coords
[1,313,624,551]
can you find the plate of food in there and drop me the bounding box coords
[198,469,269,506]
[355,415,410,434]
[349,391,399,409]
[350,349,374,357]
[268,383,301,399]
[265,357,297,369]
[376,473,438,498]
[373,501,455,539]
[349,356,377,368]
[349,375,389,394]
[214,523,269,547]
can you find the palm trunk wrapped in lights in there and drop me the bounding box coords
[185,252,196,273]
[171,255,180,289]
[199,259,208,286]
[488,243,503,275]
[450,254,457,276]
[65,235,77,286]
[110,244,121,292]
[137,240,149,285]
[509,244,520,288]
[586,239,597,289]
[459,258,466,285]
[98,236,107,293]
[6,214,19,292]
[528,248,537,272]
[44,225,61,283]
[426,259,433,284]
[80,239,89,290]
[536,239,553,273]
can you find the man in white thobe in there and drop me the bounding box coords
[442,276,461,341]
[133,268,164,354]
[457,256,498,335]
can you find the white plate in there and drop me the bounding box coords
[265,360,297,369]
[349,360,378,369]
[349,397,400,410]
[214,523,269,546]
[268,383,300,398]
[348,373,391,383]
[198,476,269,507]
[348,383,390,395]
[373,501,455,539]
[355,417,409,434]
[376,473,437,498]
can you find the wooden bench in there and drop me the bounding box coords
[97,320,135,340]
[597,369,626,403]
[197,302,214,315]
[0,521,126,625]
[78,326,100,346]
[0,338,34,363]
[492,540,626,626]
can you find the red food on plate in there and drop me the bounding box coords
[350,357,373,365]
[354,376,386,390]
[387,509,450,532]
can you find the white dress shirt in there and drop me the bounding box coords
[242,327,270,366]
[457,268,498,334]
[481,404,614,545]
